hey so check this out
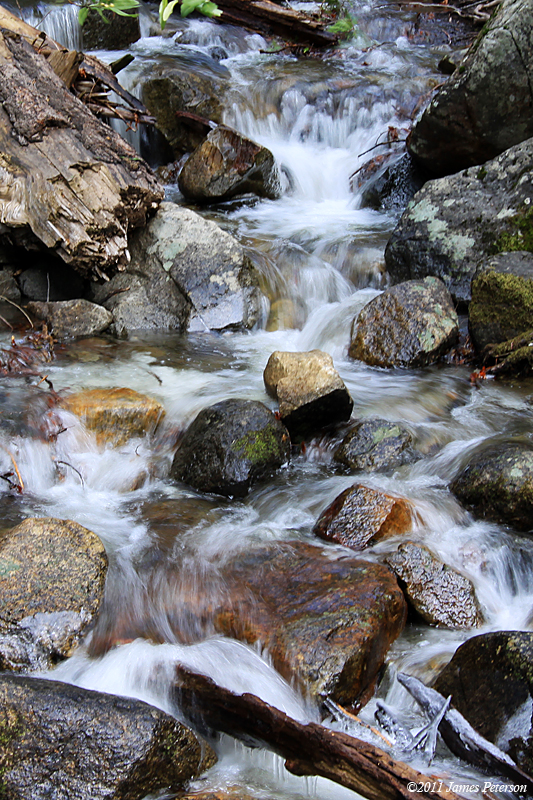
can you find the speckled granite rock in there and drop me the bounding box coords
[386,541,484,628]
[334,419,416,471]
[27,299,112,339]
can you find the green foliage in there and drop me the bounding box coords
[77,0,140,25]
[326,13,358,37]
[159,0,222,30]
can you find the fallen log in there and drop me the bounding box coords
[0,25,163,280]
[213,0,338,47]
[173,665,461,800]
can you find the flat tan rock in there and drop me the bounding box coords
[62,387,165,446]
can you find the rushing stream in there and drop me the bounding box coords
[2,2,533,798]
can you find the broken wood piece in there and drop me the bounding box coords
[213,0,338,46]
[173,665,461,800]
[397,673,533,792]
[47,49,83,89]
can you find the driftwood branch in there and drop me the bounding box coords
[173,666,461,800]
[213,0,338,46]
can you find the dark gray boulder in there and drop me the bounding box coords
[0,517,107,672]
[349,277,458,368]
[178,125,281,203]
[334,418,416,471]
[434,631,533,773]
[27,299,112,339]
[408,0,533,176]
[0,265,20,302]
[0,673,211,800]
[386,541,484,629]
[450,442,533,532]
[385,137,533,304]
[469,252,533,352]
[171,398,290,497]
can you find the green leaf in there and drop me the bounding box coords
[78,6,89,24]
[159,0,168,27]
[200,1,222,17]
[163,0,181,20]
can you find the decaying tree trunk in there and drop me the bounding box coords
[213,0,338,47]
[173,666,462,800]
[0,12,163,281]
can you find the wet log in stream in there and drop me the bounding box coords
[0,8,162,281]
[173,666,461,800]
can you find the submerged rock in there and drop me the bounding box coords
[349,277,458,368]
[334,418,416,471]
[62,387,165,447]
[450,442,533,532]
[385,138,533,304]
[27,299,112,340]
[314,483,413,550]
[408,0,533,175]
[263,349,353,440]
[434,631,533,773]
[469,252,533,352]
[0,517,107,672]
[0,673,211,800]
[386,541,484,628]
[171,398,290,497]
[178,125,281,203]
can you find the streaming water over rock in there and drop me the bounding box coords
[2,2,532,798]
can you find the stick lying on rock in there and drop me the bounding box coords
[397,673,533,793]
[173,665,461,800]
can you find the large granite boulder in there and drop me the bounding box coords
[26,299,112,340]
[171,398,290,497]
[469,252,533,352]
[434,631,533,773]
[142,63,229,157]
[334,418,416,472]
[178,125,281,203]
[408,0,533,176]
[263,349,353,441]
[90,541,407,706]
[62,387,165,447]
[450,442,533,532]
[386,541,484,629]
[385,138,533,304]
[0,673,210,800]
[348,277,458,368]
[313,483,413,551]
[0,518,107,672]
[93,203,262,336]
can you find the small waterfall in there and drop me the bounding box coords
[19,1,82,50]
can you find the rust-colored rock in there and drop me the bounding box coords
[314,484,413,551]
[62,387,165,446]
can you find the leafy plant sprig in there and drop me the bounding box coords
[77,0,140,26]
[75,0,222,28]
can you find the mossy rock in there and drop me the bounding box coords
[334,418,417,471]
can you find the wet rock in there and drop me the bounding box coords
[408,0,533,176]
[386,541,484,628]
[216,541,407,705]
[469,252,533,352]
[26,299,112,340]
[171,399,290,497]
[0,266,20,302]
[94,202,262,336]
[62,387,165,447]
[81,7,140,50]
[348,277,459,368]
[360,153,427,212]
[384,138,533,304]
[313,483,413,550]
[0,672,210,800]
[178,125,281,203]
[0,517,107,671]
[434,631,533,772]
[450,442,533,532]
[334,418,416,471]
[142,65,228,157]
[140,496,222,553]
[263,349,353,441]
[17,261,84,302]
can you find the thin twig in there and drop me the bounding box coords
[54,460,85,487]
[0,314,13,330]
[0,295,34,327]
[0,445,24,492]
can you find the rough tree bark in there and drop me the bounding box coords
[0,12,163,281]
[173,666,462,800]
[213,0,338,46]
